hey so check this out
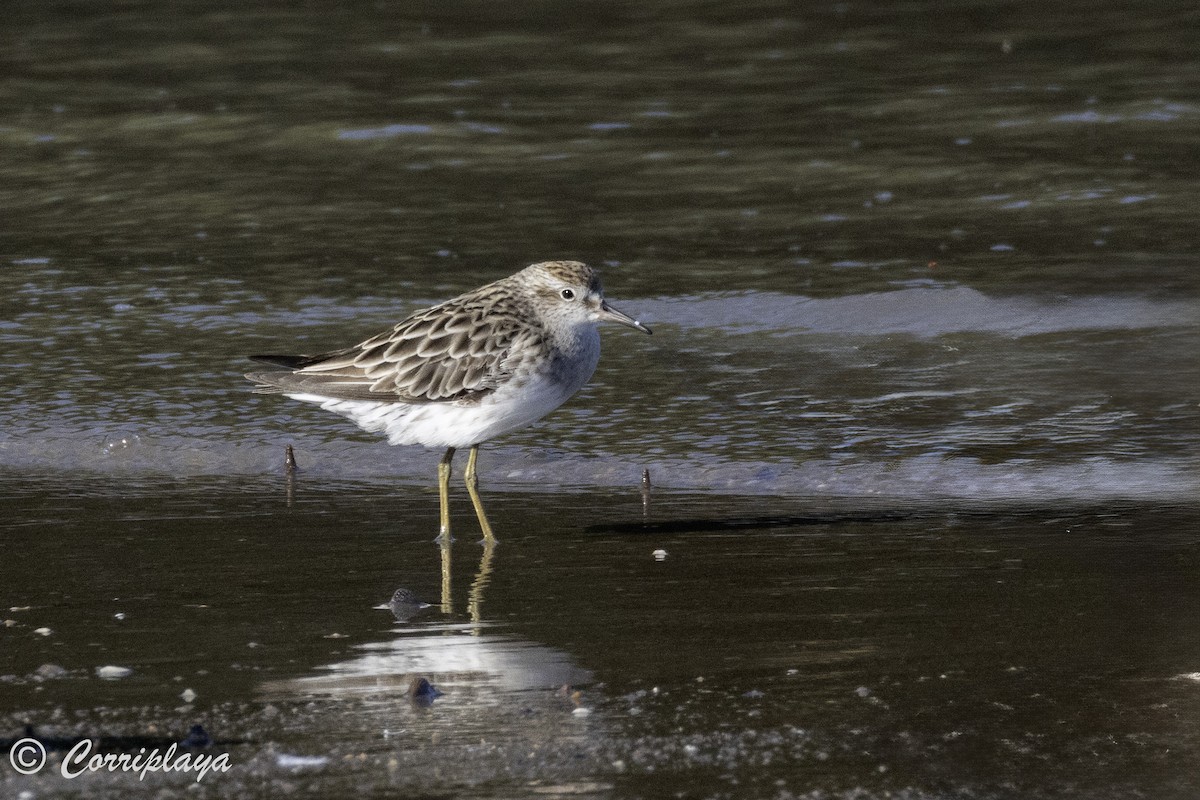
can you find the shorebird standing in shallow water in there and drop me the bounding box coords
[246,260,651,540]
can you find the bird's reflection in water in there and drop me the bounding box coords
[440,536,452,613]
[438,536,496,630]
[278,465,495,628]
[261,535,584,701]
[467,540,496,630]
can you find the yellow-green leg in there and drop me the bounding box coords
[438,447,455,539]
[464,445,496,542]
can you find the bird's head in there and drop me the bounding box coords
[524,260,652,335]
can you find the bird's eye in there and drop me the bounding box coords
[560,288,575,300]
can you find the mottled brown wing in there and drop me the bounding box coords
[248,291,534,403]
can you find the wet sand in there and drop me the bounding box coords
[3,475,1198,798]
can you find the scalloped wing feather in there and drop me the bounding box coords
[248,292,536,403]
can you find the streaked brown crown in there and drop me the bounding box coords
[523,260,602,294]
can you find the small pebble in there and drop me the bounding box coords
[181,688,197,702]
[35,663,68,679]
[179,724,211,748]
[276,753,329,769]
[408,676,443,705]
[34,627,52,636]
[96,665,133,679]
[652,549,667,561]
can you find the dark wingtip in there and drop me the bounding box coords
[248,354,315,369]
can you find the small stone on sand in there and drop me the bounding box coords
[96,665,133,679]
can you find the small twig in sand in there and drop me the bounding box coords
[641,468,651,519]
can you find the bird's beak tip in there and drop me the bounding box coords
[600,300,653,334]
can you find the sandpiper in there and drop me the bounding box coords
[246,260,651,539]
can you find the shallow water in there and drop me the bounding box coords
[2,0,1199,797]
[3,479,1199,798]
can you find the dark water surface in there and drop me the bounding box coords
[2,0,1199,797]
[3,477,1200,799]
